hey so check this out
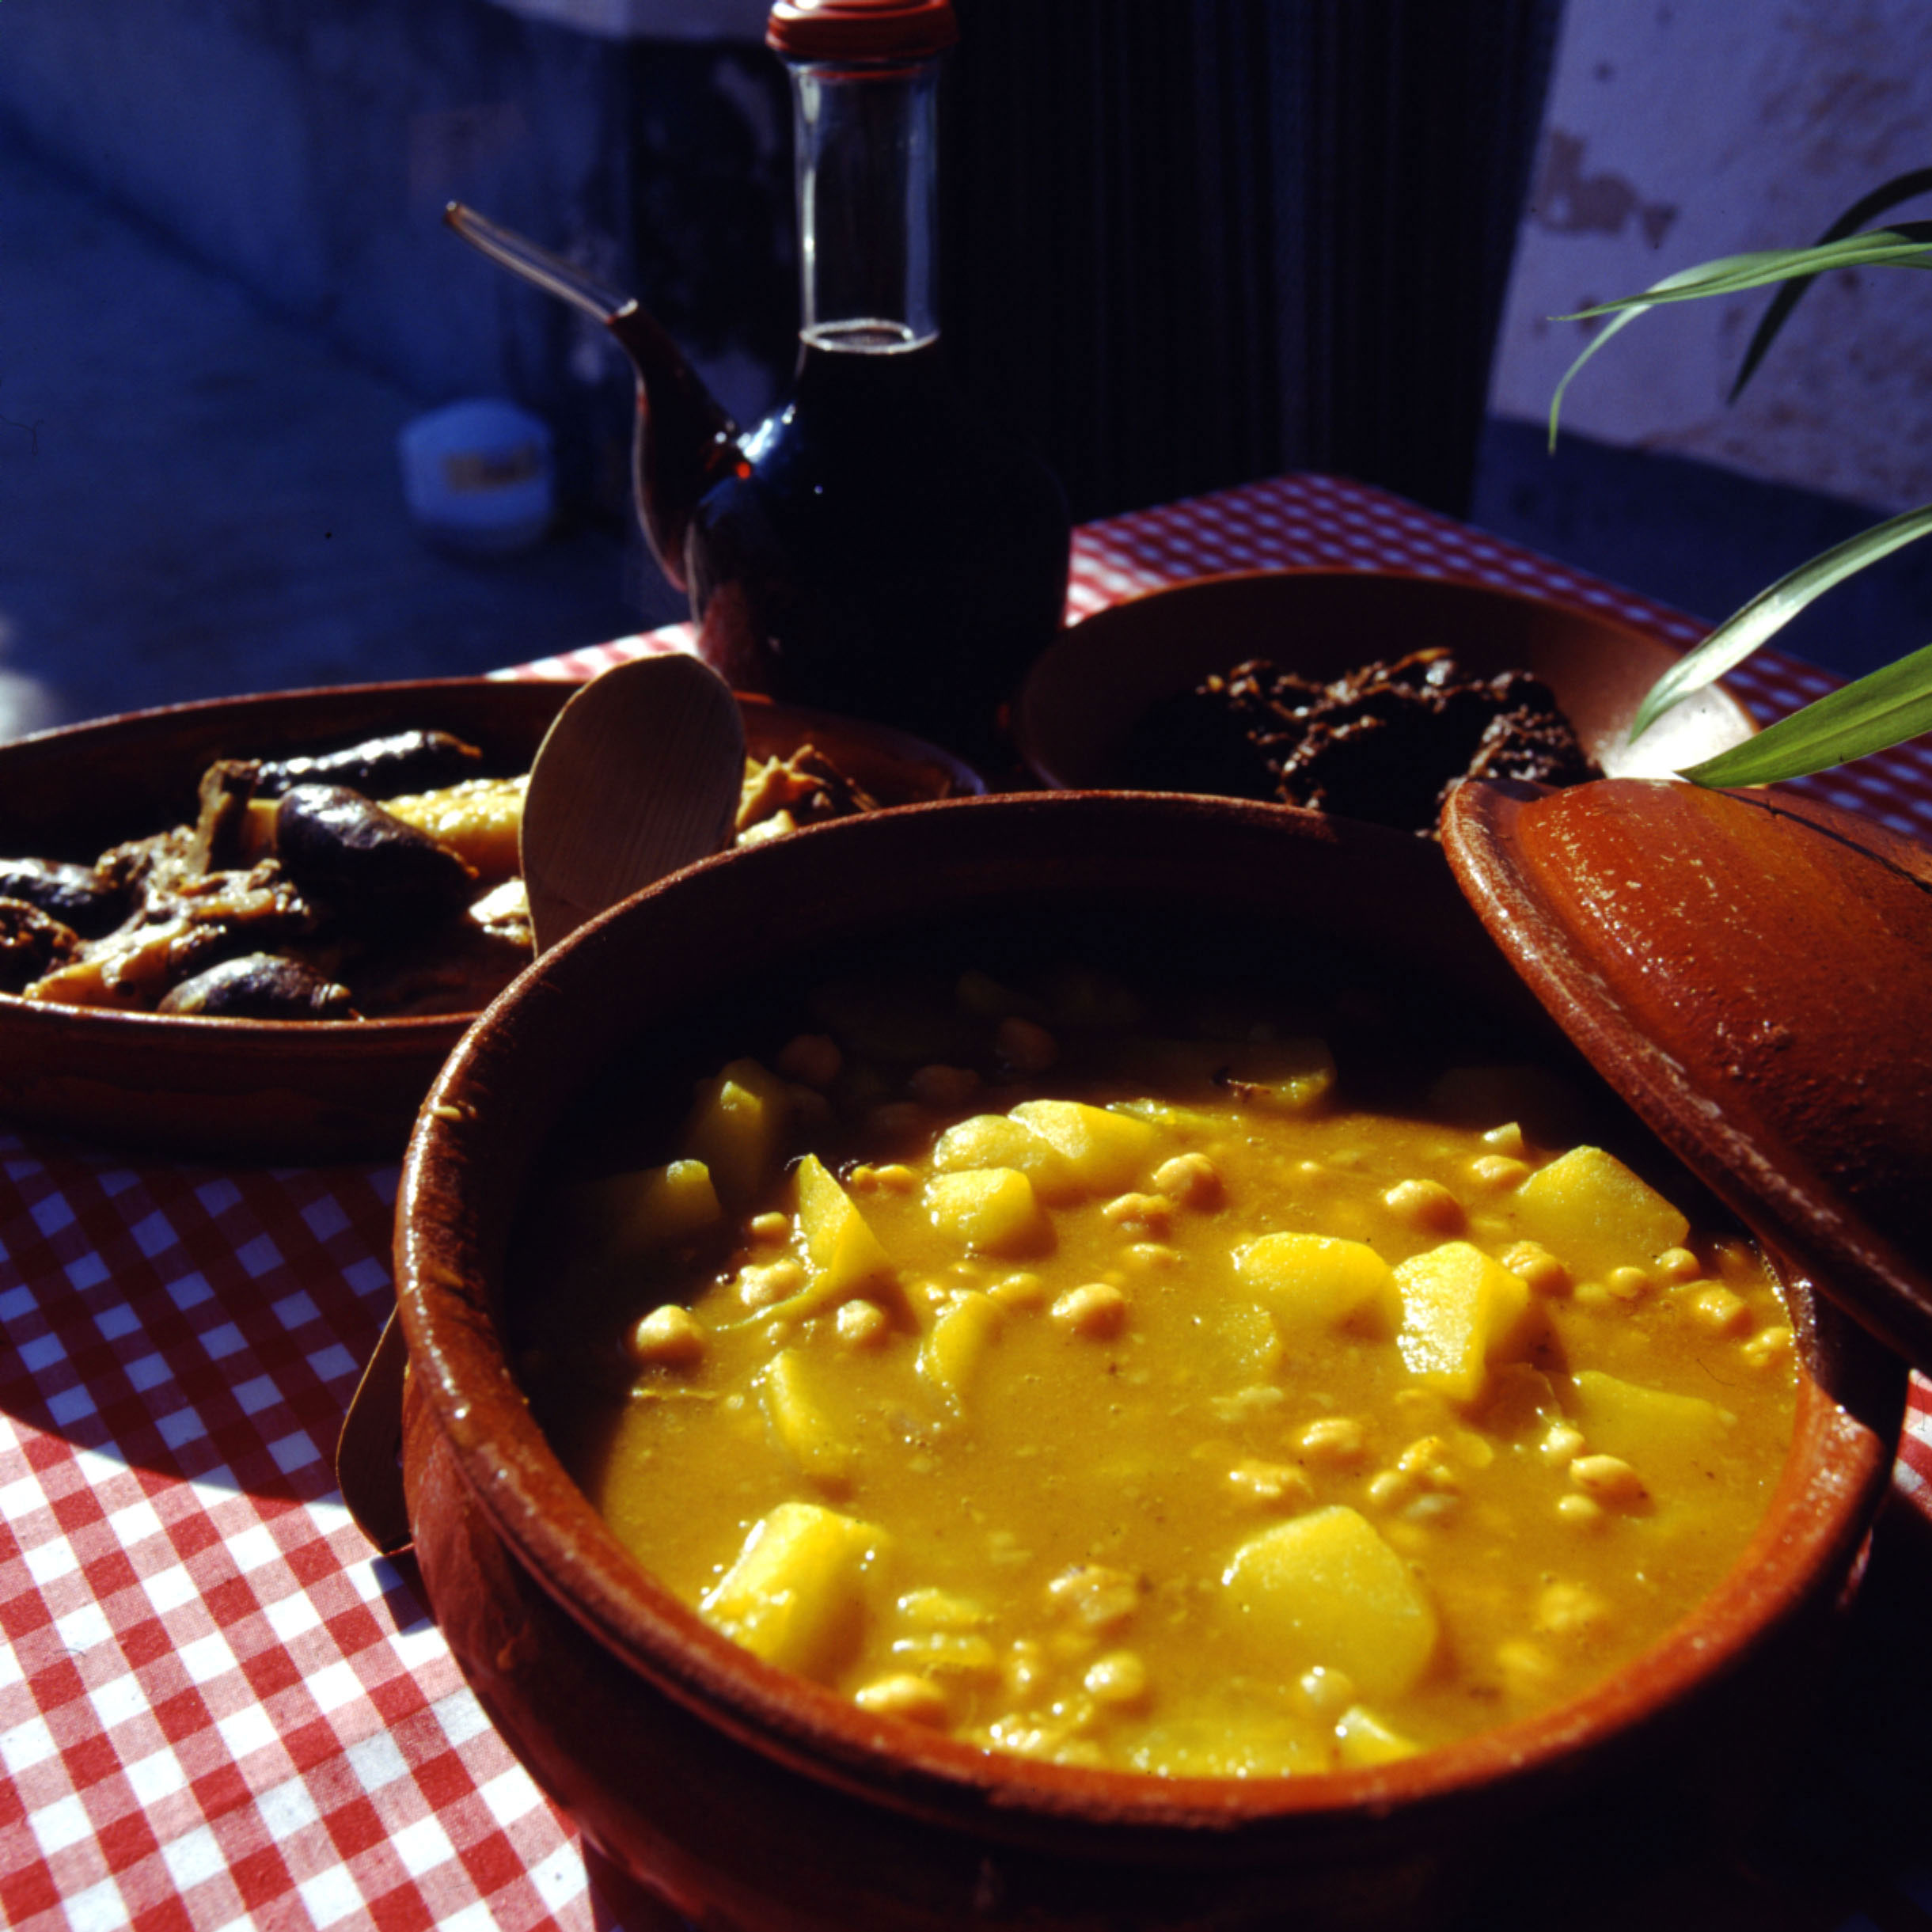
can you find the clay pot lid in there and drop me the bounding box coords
[1444,776,1932,1372]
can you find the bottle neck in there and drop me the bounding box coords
[787,56,940,351]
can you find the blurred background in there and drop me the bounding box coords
[2,0,1930,740]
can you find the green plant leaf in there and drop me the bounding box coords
[1564,228,1932,317]
[1680,640,1932,786]
[1730,172,1932,400]
[1545,252,1763,452]
[1547,229,1932,450]
[1629,501,1932,741]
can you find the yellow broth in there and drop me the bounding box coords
[526,966,1796,1778]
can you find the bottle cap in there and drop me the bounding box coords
[767,0,958,62]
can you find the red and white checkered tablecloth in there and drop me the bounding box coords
[6,473,1931,1931]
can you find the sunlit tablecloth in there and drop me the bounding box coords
[4,473,1929,1931]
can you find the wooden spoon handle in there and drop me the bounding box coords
[335,1308,412,1556]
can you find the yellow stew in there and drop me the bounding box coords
[529,972,1795,1779]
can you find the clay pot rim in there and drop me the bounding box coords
[396,790,1901,1839]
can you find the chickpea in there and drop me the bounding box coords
[1535,1581,1611,1639]
[1298,1417,1368,1465]
[627,1304,705,1367]
[1381,1179,1465,1235]
[1496,1640,1559,1702]
[854,1675,949,1725]
[836,1300,890,1349]
[748,1211,791,1243]
[1046,1564,1141,1634]
[1004,1640,1049,1699]
[1606,1266,1652,1301]
[1051,1282,1127,1338]
[1228,1459,1315,1509]
[1653,1246,1702,1284]
[1743,1324,1795,1369]
[1084,1651,1150,1709]
[737,1258,805,1309]
[1688,1285,1752,1336]
[1102,1192,1173,1235]
[989,1271,1047,1311]
[776,1032,841,1087]
[1467,1154,1530,1190]
[1152,1152,1224,1209]
[849,1163,917,1194]
[1501,1240,1570,1297]
[1570,1454,1647,1507]
[1365,1470,1411,1510]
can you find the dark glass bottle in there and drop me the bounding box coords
[683,0,1069,764]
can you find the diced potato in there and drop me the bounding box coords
[790,1154,894,1308]
[1570,1368,1734,1494]
[931,1114,1079,1203]
[1509,1147,1690,1285]
[385,775,526,882]
[1336,1705,1421,1767]
[918,1291,1004,1405]
[1235,1233,1399,1338]
[897,1588,992,1630]
[681,1059,791,1208]
[1395,1241,1539,1403]
[1220,1506,1438,1699]
[699,1501,884,1681]
[761,1348,852,1488]
[924,1168,1053,1258]
[560,1159,722,1270]
[1217,1303,1284,1379]
[1008,1099,1159,1195]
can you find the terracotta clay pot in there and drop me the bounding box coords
[394,792,1904,1931]
[1012,568,1757,795]
[0,678,976,1160]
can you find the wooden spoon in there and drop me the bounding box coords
[336,652,746,1553]
[520,652,746,952]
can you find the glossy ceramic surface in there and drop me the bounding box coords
[1012,569,1757,795]
[0,677,978,1159]
[394,792,1902,1930]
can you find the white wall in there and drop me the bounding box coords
[1489,0,1932,511]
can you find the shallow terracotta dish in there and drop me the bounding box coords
[0,676,977,1160]
[1012,568,1756,795]
[393,791,1903,1931]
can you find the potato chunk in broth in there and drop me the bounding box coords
[526,963,1795,1778]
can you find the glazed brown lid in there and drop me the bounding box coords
[1444,776,1932,1372]
[768,0,958,61]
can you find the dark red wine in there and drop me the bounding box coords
[684,327,1069,763]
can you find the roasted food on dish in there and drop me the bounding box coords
[3,730,530,1020]
[524,959,1796,1778]
[1,727,894,1021]
[1125,649,1604,834]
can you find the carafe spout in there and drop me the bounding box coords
[443,203,743,593]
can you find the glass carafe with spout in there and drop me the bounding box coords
[682,0,1070,762]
